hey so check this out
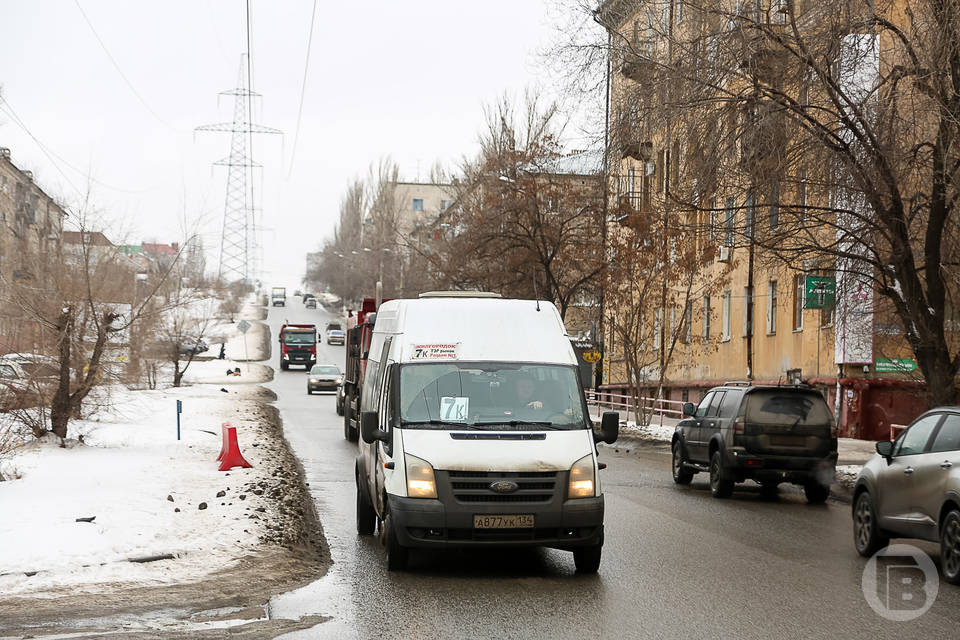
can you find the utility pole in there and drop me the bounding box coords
[197,56,280,284]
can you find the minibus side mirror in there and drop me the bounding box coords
[360,411,385,444]
[682,402,696,418]
[594,411,619,444]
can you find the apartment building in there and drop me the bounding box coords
[0,148,66,353]
[596,0,954,438]
[0,147,65,284]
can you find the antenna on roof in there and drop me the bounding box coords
[532,274,541,312]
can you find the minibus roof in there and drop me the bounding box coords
[374,297,575,365]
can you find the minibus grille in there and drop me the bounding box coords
[442,470,561,504]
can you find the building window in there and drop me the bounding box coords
[654,309,662,349]
[722,291,731,341]
[684,301,692,344]
[767,280,778,334]
[675,0,684,23]
[440,199,451,210]
[745,191,754,239]
[725,197,735,247]
[769,181,780,231]
[412,198,424,211]
[702,296,711,340]
[793,273,805,331]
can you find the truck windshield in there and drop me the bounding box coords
[399,362,586,429]
[284,332,315,345]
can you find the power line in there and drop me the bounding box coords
[73,0,173,130]
[288,0,319,179]
[0,97,83,198]
[0,96,165,195]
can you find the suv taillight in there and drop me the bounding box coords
[733,416,745,434]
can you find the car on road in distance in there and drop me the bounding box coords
[305,297,317,309]
[325,322,345,345]
[178,337,209,356]
[672,383,838,502]
[852,407,960,584]
[307,364,342,394]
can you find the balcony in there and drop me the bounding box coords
[738,22,789,78]
[613,193,652,231]
[619,41,656,83]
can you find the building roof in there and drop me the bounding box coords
[61,231,114,246]
[534,149,604,176]
[142,242,179,256]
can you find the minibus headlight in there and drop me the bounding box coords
[568,454,595,499]
[405,454,437,499]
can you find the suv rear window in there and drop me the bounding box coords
[743,390,832,426]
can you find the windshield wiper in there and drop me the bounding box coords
[474,420,559,429]
[401,419,483,429]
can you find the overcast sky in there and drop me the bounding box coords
[0,0,596,289]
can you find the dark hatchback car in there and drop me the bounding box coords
[672,383,838,502]
[853,407,960,584]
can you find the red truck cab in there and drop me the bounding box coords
[278,324,317,370]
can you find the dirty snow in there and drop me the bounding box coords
[0,303,279,596]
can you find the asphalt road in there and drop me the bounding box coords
[266,301,960,639]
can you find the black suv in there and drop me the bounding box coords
[671,383,838,502]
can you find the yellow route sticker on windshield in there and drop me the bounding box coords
[411,344,459,360]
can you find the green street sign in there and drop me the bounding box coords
[805,276,836,309]
[875,358,917,373]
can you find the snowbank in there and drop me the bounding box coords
[0,382,282,596]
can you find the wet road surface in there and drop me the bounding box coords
[266,303,960,639]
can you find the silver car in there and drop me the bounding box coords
[852,407,960,584]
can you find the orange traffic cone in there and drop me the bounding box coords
[218,422,253,471]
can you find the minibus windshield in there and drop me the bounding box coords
[399,362,586,429]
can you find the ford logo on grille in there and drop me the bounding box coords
[489,480,519,494]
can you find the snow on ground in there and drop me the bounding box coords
[0,383,274,596]
[182,358,272,385]
[0,301,278,597]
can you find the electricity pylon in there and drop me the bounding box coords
[197,56,280,284]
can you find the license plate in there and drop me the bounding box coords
[769,435,802,446]
[473,514,534,529]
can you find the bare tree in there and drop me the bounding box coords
[556,0,960,406]
[1,216,187,439]
[433,93,604,320]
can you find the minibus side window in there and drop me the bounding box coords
[362,359,380,412]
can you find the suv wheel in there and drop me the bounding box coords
[709,451,734,498]
[356,474,376,536]
[671,440,694,485]
[804,482,830,504]
[853,491,888,557]
[940,509,960,585]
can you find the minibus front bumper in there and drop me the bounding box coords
[387,493,604,550]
